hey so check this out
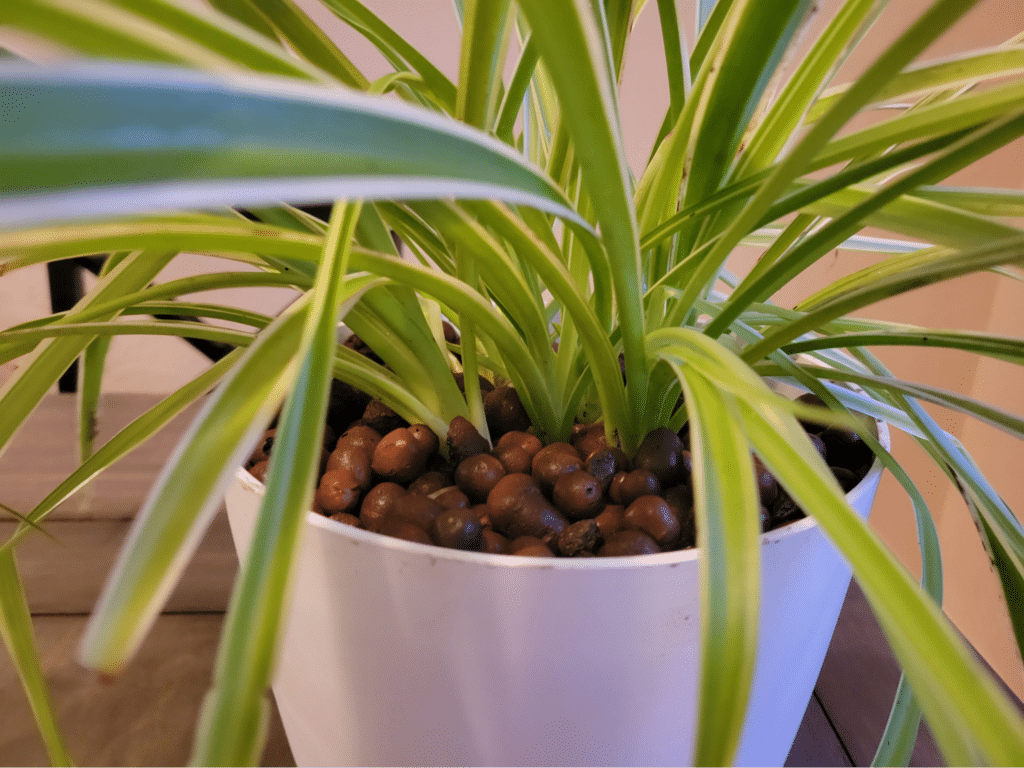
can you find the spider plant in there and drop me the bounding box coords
[2,0,1024,764]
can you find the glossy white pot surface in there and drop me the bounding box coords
[225,422,887,767]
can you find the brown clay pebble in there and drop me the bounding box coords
[248,460,269,483]
[492,445,532,475]
[508,536,555,557]
[470,503,491,528]
[486,473,543,529]
[376,518,432,546]
[361,399,408,436]
[830,465,860,493]
[453,372,495,395]
[557,518,601,557]
[249,429,276,464]
[663,485,696,548]
[326,377,372,436]
[772,492,804,525]
[431,506,484,551]
[447,416,491,465]
[663,483,693,514]
[408,470,450,496]
[329,511,360,527]
[679,450,693,477]
[343,332,384,364]
[795,393,829,433]
[315,470,361,515]
[407,424,440,457]
[335,425,382,456]
[503,494,568,548]
[484,384,532,437]
[807,432,827,460]
[552,470,604,520]
[322,424,338,452]
[594,504,625,541]
[819,425,873,471]
[585,447,629,495]
[430,486,470,510]
[598,530,660,557]
[531,443,583,494]
[623,495,681,549]
[455,454,507,504]
[480,529,509,554]
[571,422,608,461]
[392,493,443,531]
[610,469,661,507]
[325,446,372,490]
[360,482,406,531]
[753,458,779,508]
[496,430,544,458]
[492,431,543,474]
[372,427,430,484]
[632,426,687,486]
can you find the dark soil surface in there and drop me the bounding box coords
[246,336,875,558]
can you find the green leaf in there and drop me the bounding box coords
[708,106,1024,336]
[781,327,1024,366]
[457,0,512,129]
[191,201,363,766]
[0,319,254,351]
[805,187,1023,252]
[668,0,983,323]
[76,300,310,675]
[807,44,1024,123]
[728,0,883,183]
[654,0,688,131]
[0,64,585,230]
[77,335,111,463]
[318,0,457,113]
[242,0,367,88]
[1,0,190,64]
[2,0,322,80]
[720,112,1024,339]
[464,200,631,446]
[809,79,1024,170]
[206,0,280,42]
[682,0,813,215]
[343,283,469,423]
[649,329,762,767]
[743,233,1024,362]
[0,550,74,767]
[349,245,563,439]
[495,35,539,141]
[516,0,649,434]
[679,369,760,767]
[913,185,1024,218]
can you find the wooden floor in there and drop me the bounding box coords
[0,393,1012,766]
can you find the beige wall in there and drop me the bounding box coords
[2,0,1022,695]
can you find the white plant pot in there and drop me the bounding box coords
[224,421,888,766]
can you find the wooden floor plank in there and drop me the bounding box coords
[786,694,852,767]
[0,613,295,767]
[814,581,944,767]
[2,513,237,614]
[0,394,199,520]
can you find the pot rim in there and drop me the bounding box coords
[236,417,889,572]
